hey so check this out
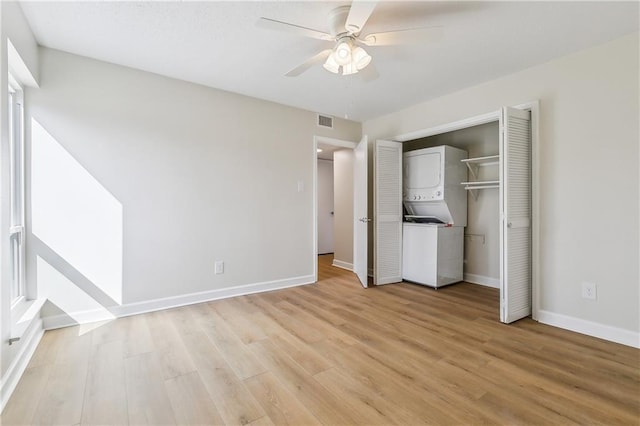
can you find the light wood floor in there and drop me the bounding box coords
[3,254,639,425]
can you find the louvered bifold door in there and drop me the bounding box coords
[374,140,403,285]
[500,107,532,323]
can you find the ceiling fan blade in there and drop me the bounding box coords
[257,17,333,41]
[345,1,378,34]
[359,62,379,82]
[285,49,332,77]
[362,26,444,46]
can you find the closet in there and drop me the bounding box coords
[405,121,499,289]
[374,106,534,323]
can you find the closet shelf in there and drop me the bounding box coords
[461,154,500,166]
[461,155,500,200]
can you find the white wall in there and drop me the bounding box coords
[2,1,38,86]
[365,33,639,344]
[317,159,334,255]
[27,48,361,323]
[333,149,354,267]
[405,122,500,287]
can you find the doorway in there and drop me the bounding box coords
[313,136,360,284]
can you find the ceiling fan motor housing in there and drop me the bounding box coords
[328,6,352,37]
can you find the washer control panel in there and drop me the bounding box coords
[403,188,444,201]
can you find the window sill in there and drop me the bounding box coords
[9,298,47,345]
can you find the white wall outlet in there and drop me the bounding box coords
[581,281,597,300]
[297,180,304,192]
[214,260,224,275]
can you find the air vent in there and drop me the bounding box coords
[317,114,333,129]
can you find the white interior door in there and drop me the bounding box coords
[353,136,368,287]
[374,139,403,285]
[500,106,532,323]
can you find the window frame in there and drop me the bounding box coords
[8,74,26,307]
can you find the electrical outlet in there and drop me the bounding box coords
[214,261,224,275]
[581,282,597,300]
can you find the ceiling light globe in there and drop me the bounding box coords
[352,46,372,71]
[342,61,357,76]
[323,52,340,74]
[334,41,352,66]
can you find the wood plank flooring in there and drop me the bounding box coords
[2,254,639,425]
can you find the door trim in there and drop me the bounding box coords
[393,111,501,142]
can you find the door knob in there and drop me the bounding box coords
[359,217,372,222]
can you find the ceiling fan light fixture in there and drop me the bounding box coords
[323,52,340,74]
[352,46,372,70]
[261,3,445,80]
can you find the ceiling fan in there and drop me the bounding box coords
[257,1,442,78]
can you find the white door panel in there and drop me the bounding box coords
[354,136,368,287]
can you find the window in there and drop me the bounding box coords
[8,74,25,305]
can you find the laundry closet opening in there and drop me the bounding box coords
[374,105,537,323]
[404,121,501,290]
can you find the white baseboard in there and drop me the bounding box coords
[464,273,500,289]
[43,274,315,330]
[0,318,44,413]
[332,259,353,271]
[43,307,117,330]
[538,310,640,349]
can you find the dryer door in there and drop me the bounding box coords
[404,151,443,203]
[405,152,441,190]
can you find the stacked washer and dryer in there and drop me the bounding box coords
[402,145,468,288]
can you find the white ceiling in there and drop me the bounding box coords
[19,1,639,122]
